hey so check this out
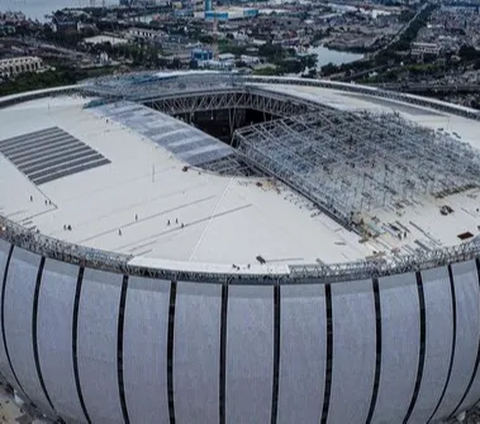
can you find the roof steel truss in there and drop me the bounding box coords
[234,110,480,229]
[145,88,311,117]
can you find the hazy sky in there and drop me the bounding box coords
[0,0,118,21]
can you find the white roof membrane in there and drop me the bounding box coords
[1,81,480,268]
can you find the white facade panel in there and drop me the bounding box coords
[328,280,376,424]
[459,319,480,413]
[277,284,325,424]
[174,282,221,424]
[37,259,85,423]
[4,248,53,413]
[434,260,480,420]
[372,273,419,424]
[0,239,14,388]
[123,276,170,424]
[409,267,453,423]
[454,262,480,414]
[226,284,273,424]
[77,269,123,424]
[0,240,8,275]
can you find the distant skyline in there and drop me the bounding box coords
[0,0,118,21]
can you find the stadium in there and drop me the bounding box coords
[1,71,480,424]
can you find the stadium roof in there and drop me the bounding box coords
[1,77,480,269]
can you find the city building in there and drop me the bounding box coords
[0,56,43,78]
[191,47,213,62]
[1,72,480,424]
[411,42,441,57]
[83,35,129,46]
[127,27,165,42]
[51,15,79,34]
[203,7,259,20]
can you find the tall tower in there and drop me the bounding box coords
[205,0,212,12]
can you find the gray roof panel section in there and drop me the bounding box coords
[0,127,110,186]
[93,100,236,169]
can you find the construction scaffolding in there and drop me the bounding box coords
[81,72,480,230]
[234,110,480,229]
[81,72,241,102]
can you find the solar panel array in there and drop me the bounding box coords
[0,127,110,185]
[93,101,236,168]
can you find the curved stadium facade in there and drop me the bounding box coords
[1,72,480,424]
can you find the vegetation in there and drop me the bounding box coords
[311,29,332,44]
[253,66,280,76]
[217,41,249,56]
[398,9,415,23]
[458,44,480,61]
[390,3,437,51]
[0,67,114,97]
[277,55,316,74]
[258,43,291,62]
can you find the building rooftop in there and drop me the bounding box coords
[1,82,480,269]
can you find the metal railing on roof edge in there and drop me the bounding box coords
[1,76,480,283]
[1,214,479,285]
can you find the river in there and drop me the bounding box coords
[1,0,365,68]
[308,45,364,68]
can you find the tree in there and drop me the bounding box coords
[253,66,280,76]
[258,43,285,62]
[458,44,479,61]
[171,58,181,69]
[320,62,339,76]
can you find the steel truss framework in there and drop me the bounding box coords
[80,72,480,120]
[144,87,314,118]
[234,111,480,228]
[81,73,241,102]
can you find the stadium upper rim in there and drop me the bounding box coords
[1,71,480,285]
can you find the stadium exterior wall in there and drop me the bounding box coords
[1,237,480,424]
[1,80,480,423]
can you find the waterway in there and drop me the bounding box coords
[308,45,364,68]
[1,0,365,68]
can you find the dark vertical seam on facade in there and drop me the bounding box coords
[219,281,228,424]
[271,282,281,424]
[1,245,33,405]
[426,265,457,423]
[449,259,480,418]
[117,275,130,424]
[403,272,426,423]
[365,277,382,424]
[167,281,177,424]
[72,267,92,424]
[0,249,12,398]
[321,284,333,424]
[32,257,56,413]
